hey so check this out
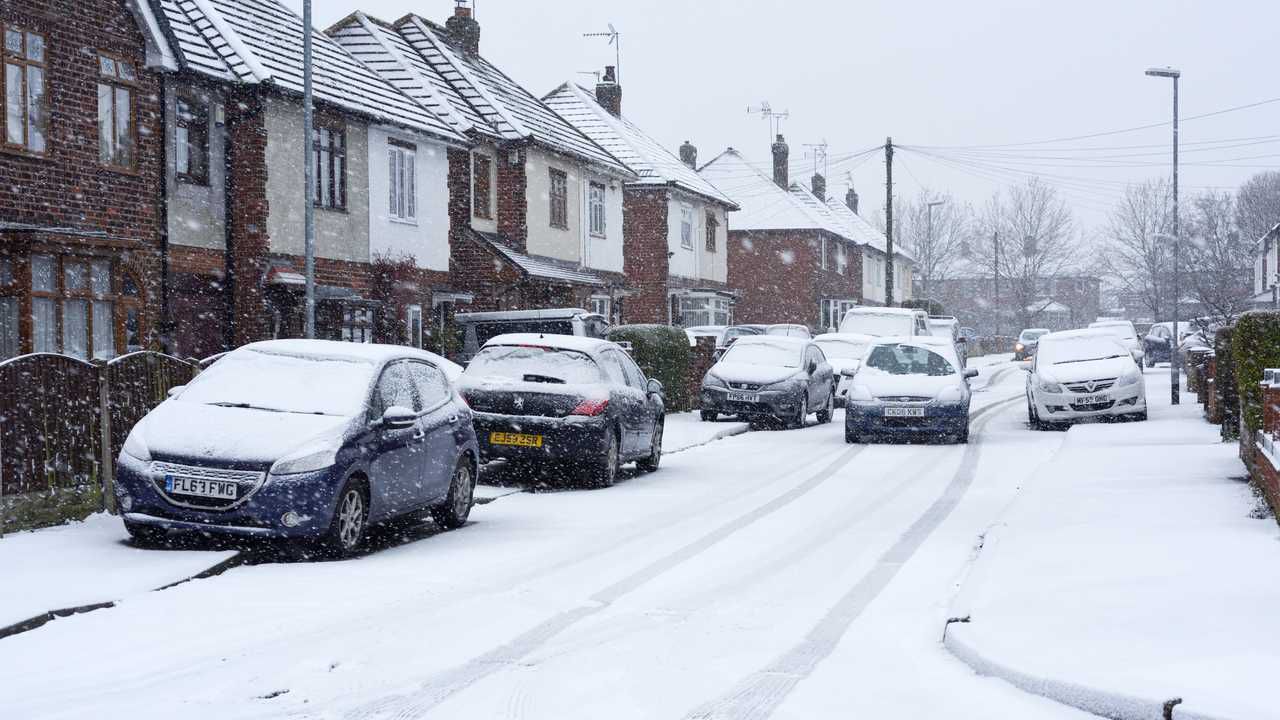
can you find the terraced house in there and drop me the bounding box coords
[329,4,636,322]
[543,69,740,326]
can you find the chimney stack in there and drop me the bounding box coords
[446,1,481,57]
[811,173,826,202]
[846,185,860,215]
[772,134,789,189]
[679,140,697,169]
[595,65,622,117]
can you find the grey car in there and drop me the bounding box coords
[699,336,835,428]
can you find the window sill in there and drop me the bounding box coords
[315,205,349,215]
[0,145,51,162]
[589,232,608,240]
[101,163,141,178]
[390,217,419,227]
[550,224,569,231]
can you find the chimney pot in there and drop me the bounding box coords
[772,134,789,189]
[595,65,622,117]
[812,173,826,202]
[445,2,481,56]
[846,185,860,215]
[679,140,698,169]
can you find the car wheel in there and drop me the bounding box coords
[585,430,620,488]
[816,393,834,424]
[431,456,476,530]
[1131,410,1149,422]
[788,397,807,430]
[1144,352,1155,368]
[700,410,718,422]
[124,521,168,548]
[637,421,663,473]
[845,426,860,444]
[1028,397,1045,431]
[321,479,369,558]
[955,424,970,444]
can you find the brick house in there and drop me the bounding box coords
[0,0,167,361]
[822,185,915,309]
[543,70,740,326]
[138,0,470,358]
[329,4,636,324]
[699,137,872,331]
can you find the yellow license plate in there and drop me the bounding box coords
[489,432,544,448]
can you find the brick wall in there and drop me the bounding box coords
[1251,377,1280,520]
[623,187,670,324]
[496,146,528,252]
[224,89,271,346]
[728,230,863,328]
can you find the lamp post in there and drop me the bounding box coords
[303,0,316,338]
[924,199,947,300]
[1146,65,1180,404]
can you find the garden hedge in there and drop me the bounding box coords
[607,324,692,412]
[1232,312,1280,434]
[1214,325,1238,440]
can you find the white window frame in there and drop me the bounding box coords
[680,205,694,250]
[589,295,611,319]
[406,304,423,348]
[822,299,859,331]
[588,181,607,237]
[388,141,417,223]
[673,293,732,327]
[820,238,829,271]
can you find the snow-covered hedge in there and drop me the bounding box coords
[1214,326,1238,440]
[607,325,692,412]
[1232,312,1280,434]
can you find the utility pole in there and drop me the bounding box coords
[885,137,895,306]
[1146,65,1181,404]
[303,0,316,338]
[993,231,1002,338]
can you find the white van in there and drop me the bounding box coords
[838,307,930,337]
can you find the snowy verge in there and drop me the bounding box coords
[0,513,237,631]
[662,411,750,454]
[944,371,1279,720]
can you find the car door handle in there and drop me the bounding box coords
[412,428,426,441]
[448,414,459,425]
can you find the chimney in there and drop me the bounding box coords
[446,1,481,57]
[679,140,697,169]
[772,134,789,189]
[595,65,622,117]
[811,173,826,202]
[846,185,860,215]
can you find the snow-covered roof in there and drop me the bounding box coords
[328,13,630,177]
[542,83,736,208]
[698,148,853,242]
[470,232,609,287]
[151,0,465,143]
[822,193,914,262]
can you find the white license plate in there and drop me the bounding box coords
[1077,394,1109,405]
[727,392,759,403]
[884,407,926,418]
[165,475,237,501]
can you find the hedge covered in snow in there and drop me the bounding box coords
[1232,311,1280,433]
[607,325,692,412]
[1214,325,1237,440]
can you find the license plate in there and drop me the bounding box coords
[884,407,926,418]
[1078,394,1109,405]
[727,392,759,403]
[490,432,544,448]
[165,474,237,500]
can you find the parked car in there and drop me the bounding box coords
[842,336,978,444]
[838,307,930,337]
[1143,322,1180,366]
[1014,328,1050,361]
[455,308,611,362]
[114,341,479,557]
[700,336,835,428]
[814,332,874,407]
[927,316,967,366]
[458,334,664,488]
[1025,329,1147,429]
[765,324,813,339]
[686,325,727,347]
[1087,320,1144,364]
[718,324,767,350]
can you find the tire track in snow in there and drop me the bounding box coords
[343,443,870,720]
[681,396,1021,720]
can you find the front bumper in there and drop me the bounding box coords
[1032,382,1146,420]
[114,453,344,540]
[472,412,610,462]
[700,385,805,419]
[845,402,968,437]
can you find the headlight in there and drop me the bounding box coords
[935,384,966,404]
[762,377,804,392]
[121,429,151,462]
[1015,343,1025,352]
[1038,380,1063,394]
[1116,370,1141,387]
[703,372,727,389]
[270,445,338,476]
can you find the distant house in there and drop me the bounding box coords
[329,5,636,322]
[821,185,915,310]
[930,272,1102,335]
[1252,223,1280,308]
[141,0,469,356]
[543,70,740,326]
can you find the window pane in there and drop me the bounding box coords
[4,30,21,55]
[335,152,345,208]
[176,126,189,174]
[120,273,140,297]
[0,297,17,360]
[25,32,42,62]
[5,63,21,145]
[98,83,114,163]
[90,260,110,296]
[118,60,136,81]
[62,299,88,359]
[32,297,55,352]
[406,152,415,219]
[31,254,54,292]
[0,257,10,286]
[63,261,87,293]
[319,145,330,207]
[26,65,44,152]
[99,55,116,77]
[125,307,141,350]
[388,147,398,215]
[92,301,115,359]
[115,86,133,165]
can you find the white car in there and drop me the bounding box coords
[838,307,930,337]
[814,332,875,407]
[1087,320,1144,364]
[1025,330,1147,429]
[766,324,813,339]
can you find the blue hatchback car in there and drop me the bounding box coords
[115,340,479,556]
[842,336,979,444]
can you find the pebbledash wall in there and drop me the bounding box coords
[366,125,452,273]
[523,145,624,275]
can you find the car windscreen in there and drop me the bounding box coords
[840,313,913,336]
[721,326,763,344]
[766,326,806,337]
[863,344,957,377]
[475,320,575,347]
[721,341,802,368]
[1038,336,1130,365]
[815,338,870,360]
[178,350,375,416]
[1019,329,1049,342]
[465,345,606,385]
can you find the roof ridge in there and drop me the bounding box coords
[187,0,271,83]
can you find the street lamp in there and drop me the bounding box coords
[924,199,947,299]
[1146,65,1180,404]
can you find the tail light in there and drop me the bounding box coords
[571,398,609,416]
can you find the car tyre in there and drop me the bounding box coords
[431,456,476,530]
[700,410,718,422]
[845,426,860,444]
[637,421,663,473]
[124,521,168,548]
[321,479,369,558]
[1131,410,1149,422]
[816,393,834,424]
[787,396,807,430]
[955,424,970,444]
[585,430,620,488]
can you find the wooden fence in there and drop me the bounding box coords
[0,352,201,532]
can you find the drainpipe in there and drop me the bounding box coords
[158,75,173,353]
[221,90,236,351]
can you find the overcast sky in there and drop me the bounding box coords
[288,0,1279,236]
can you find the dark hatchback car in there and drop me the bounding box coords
[458,334,665,487]
[700,336,835,428]
[1014,328,1050,361]
[115,341,479,557]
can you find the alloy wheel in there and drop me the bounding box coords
[452,463,474,519]
[337,489,366,550]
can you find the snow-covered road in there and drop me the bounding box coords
[2,364,1102,720]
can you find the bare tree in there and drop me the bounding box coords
[970,178,1077,330]
[900,190,971,301]
[1102,179,1175,322]
[1185,191,1253,321]
[1236,171,1280,246]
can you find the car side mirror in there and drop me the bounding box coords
[380,406,417,430]
[1020,363,1033,372]
[839,367,859,378]
[964,368,979,379]
[646,378,664,397]
[166,385,186,398]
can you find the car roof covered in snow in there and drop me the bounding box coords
[847,307,922,317]
[730,335,812,348]
[1041,329,1125,343]
[237,340,461,375]
[815,332,875,343]
[480,333,619,355]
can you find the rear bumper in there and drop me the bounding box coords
[472,412,610,462]
[846,403,968,437]
[700,386,804,419]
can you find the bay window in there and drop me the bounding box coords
[29,254,136,360]
[674,294,731,327]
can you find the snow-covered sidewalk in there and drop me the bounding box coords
[947,374,1280,720]
[662,410,749,453]
[0,514,237,631]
